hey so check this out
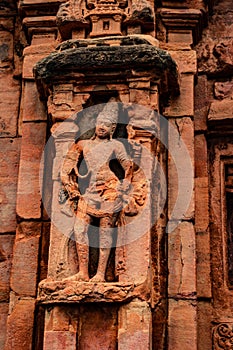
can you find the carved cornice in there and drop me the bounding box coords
[18,0,64,40]
[18,0,64,17]
[159,8,206,45]
[34,35,179,98]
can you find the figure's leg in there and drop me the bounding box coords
[90,215,117,282]
[64,211,91,282]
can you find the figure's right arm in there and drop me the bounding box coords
[60,141,83,199]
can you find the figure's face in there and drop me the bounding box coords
[95,120,114,139]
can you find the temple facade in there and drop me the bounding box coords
[0,0,233,349]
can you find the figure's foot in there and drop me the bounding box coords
[63,272,89,282]
[90,273,105,282]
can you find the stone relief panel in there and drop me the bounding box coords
[56,101,150,282]
[196,1,233,76]
[38,97,162,304]
[58,101,148,283]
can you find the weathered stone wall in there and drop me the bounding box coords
[0,2,21,348]
[0,0,233,349]
[195,1,233,348]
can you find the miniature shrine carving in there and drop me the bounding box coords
[56,0,154,39]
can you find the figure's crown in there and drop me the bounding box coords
[96,102,119,124]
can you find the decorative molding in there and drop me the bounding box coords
[38,279,149,304]
[18,0,64,40]
[159,8,206,45]
[213,323,233,350]
[34,35,179,98]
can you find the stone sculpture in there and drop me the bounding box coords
[60,102,133,282]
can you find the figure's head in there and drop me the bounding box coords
[95,120,116,139]
[95,102,118,139]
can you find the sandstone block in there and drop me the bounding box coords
[170,50,197,74]
[195,177,209,233]
[168,221,196,297]
[0,138,21,233]
[168,117,194,221]
[168,299,197,350]
[79,305,117,350]
[4,299,36,350]
[197,301,212,350]
[0,182,18,234]
[23,81,47,121]
[11,222,41,296]
[194,75,208,131]
[45,306,73,332]
[40,222,50,281]
[0,31,13,68]
[129,89,150,106]
[164,74,194,117]
[195,134,208,178]
[0,74,20,137]
[16,122,47,219]
[0,138,21,178]
[168,31,193,45]
[208,100,233,121]
[44,331,77,350]
[0,303,9,349]
[118,301,151,350]
[0,235,14,302]
[23,43,56,79]
[196,230,211,298]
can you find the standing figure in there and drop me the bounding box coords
[60,103,132,282]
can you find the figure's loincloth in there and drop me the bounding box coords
[78,177,122,218]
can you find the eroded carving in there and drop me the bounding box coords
[34,37,179,98]
[38,280,136,303]
[198,39,233,76]
[59,102,147,283]
[215,80,233,100]
[56,0,153,39]
[213,323,233,350]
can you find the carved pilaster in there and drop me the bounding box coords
[159,8,206,45]
[19,0,62,43]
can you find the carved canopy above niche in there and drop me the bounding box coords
[34,35,179,100]
[56,0,154,39]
